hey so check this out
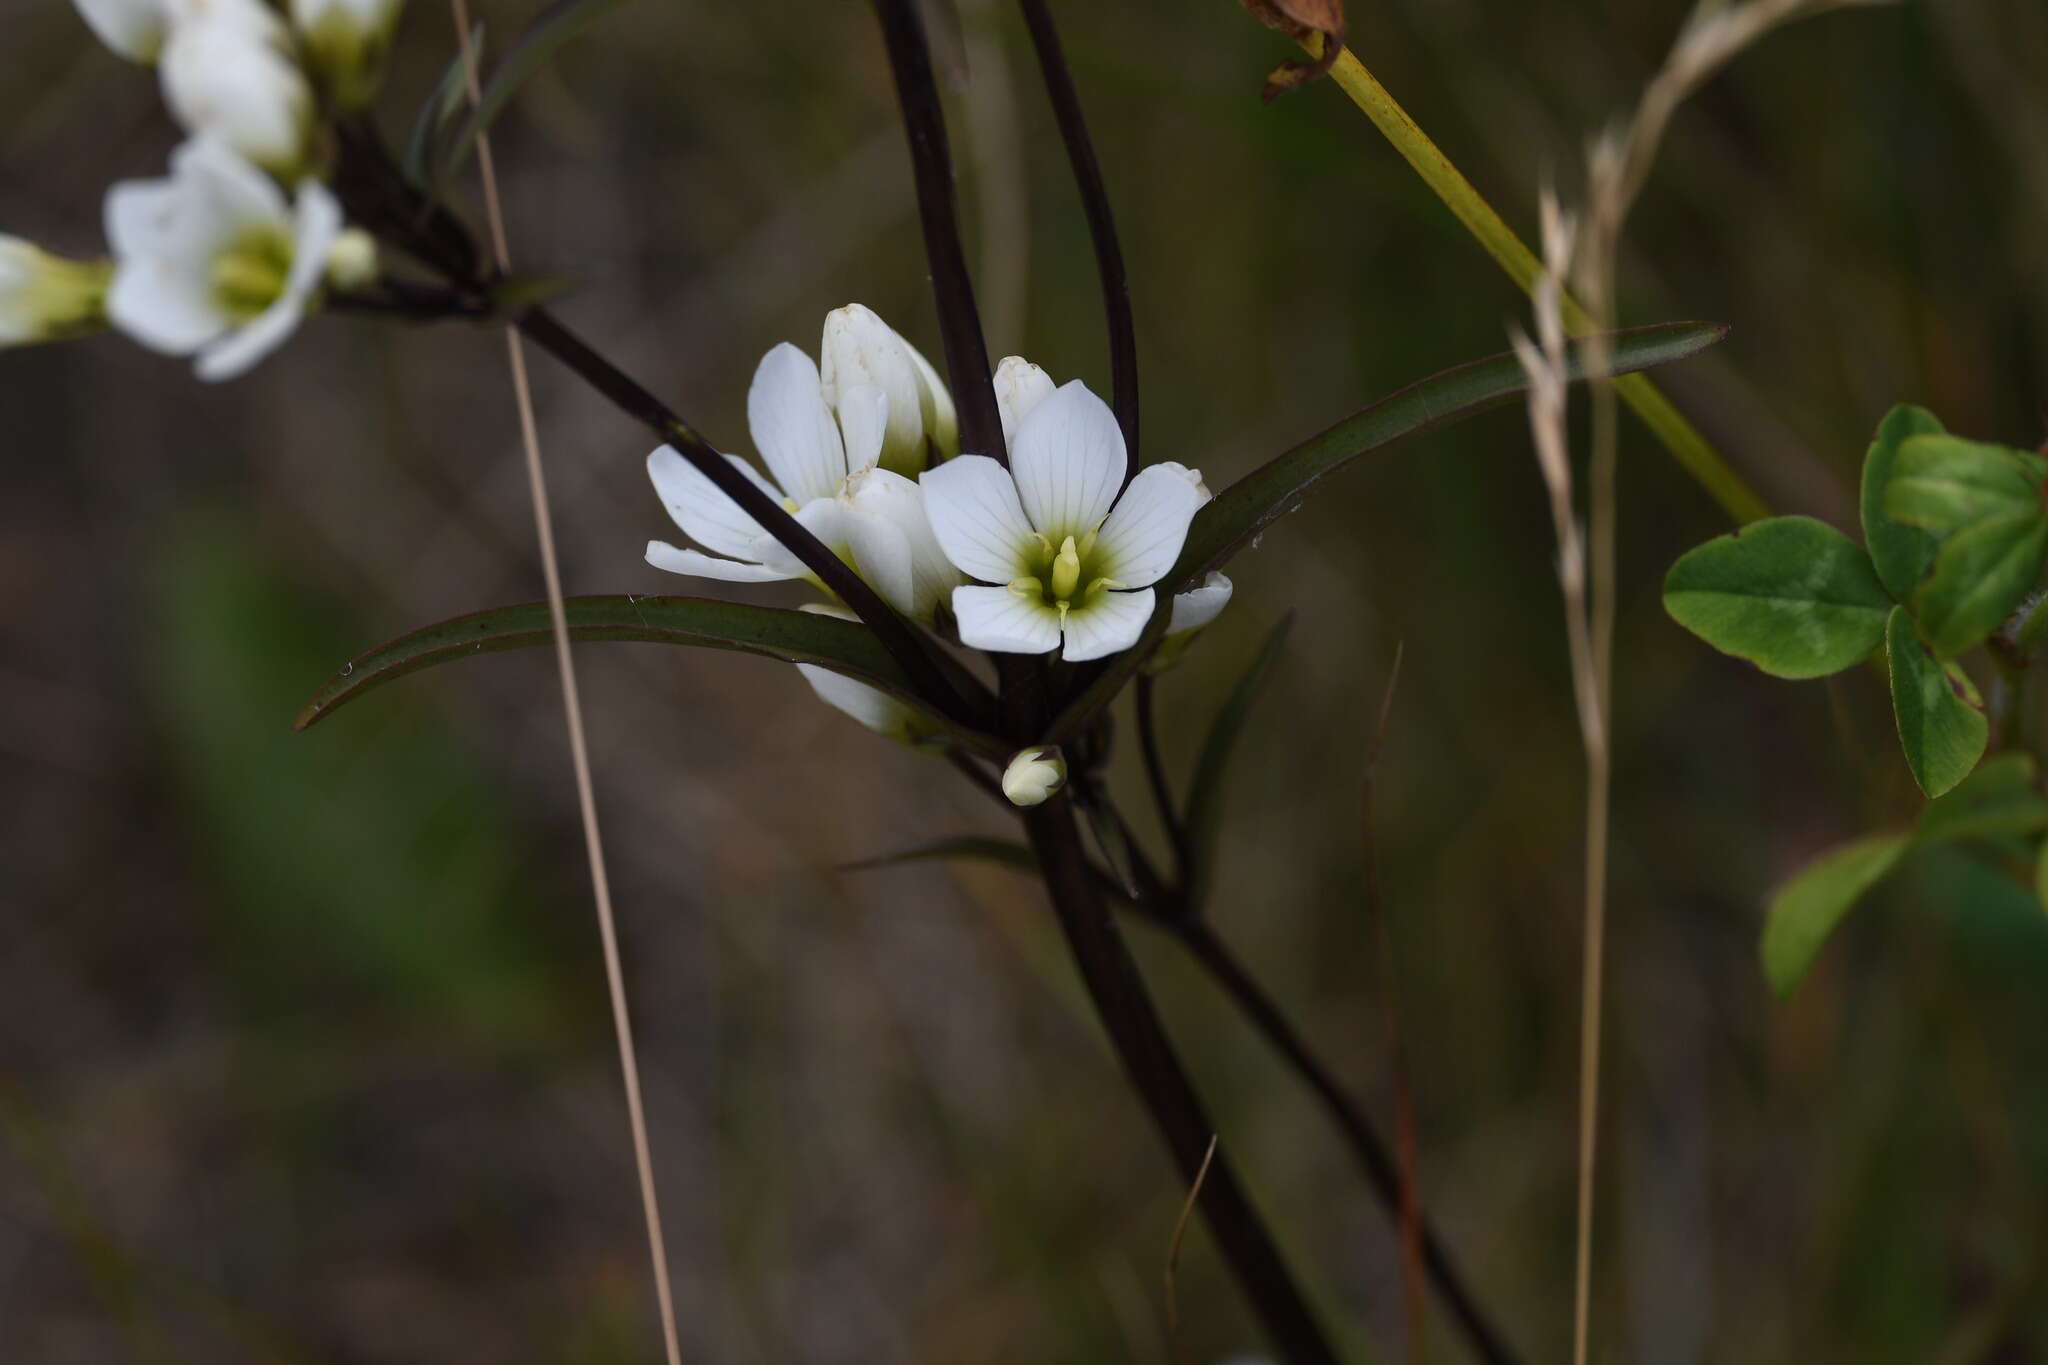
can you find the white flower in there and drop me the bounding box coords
[160,7,313,176]
[71,0,171,61]
[104,137,342,381]
[1001,747,1067,806]
[1168,570,1233,635]
[819,303,958,475]
[992,354,1053,447]
[0,237,111,346]
[644,331,962,621]
[920,376,1211,663]
[290,0,403,107]
[793,606,927,743]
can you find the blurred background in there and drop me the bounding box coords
[6,0,2048,1360]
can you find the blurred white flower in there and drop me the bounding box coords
[160,6,313,176]
[323,226,378,289]
[1001,747,1067,806]
[291,0,403,107]
[920,376,1210,662]
[104,138,342,381]
[644,323,962,621]
[0,237,112,346]
[71,0,171,62]
[819,302,958,475]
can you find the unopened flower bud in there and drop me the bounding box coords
[992,355,1053,447]
[325,228,378,290]
[0,237,111,347]
[291,0,404,109]
[1001,746,1067,807]
[160,15,314,177]
[821,303,954,476]
[70,0,171,62]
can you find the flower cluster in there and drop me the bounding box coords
[644,307,1233,751]
[2,0,397,378]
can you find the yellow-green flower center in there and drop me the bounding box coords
[1007,530,1120,627]
[211,227,294,322]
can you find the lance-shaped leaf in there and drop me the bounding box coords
[1912,510,2048,657]
[1662,517,1892,679]
[297,594,1004,756]
[1761,833,1909,996]
[1885,606,1987,798]
[1883,434,2045,537]
[1859,404,1945,601]
[1046,321,1728,742]
[1184,615,1292,913]
[403,24,482,188]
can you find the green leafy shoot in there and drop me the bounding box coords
[437,0,627,189]
[1883,434,2046,536]
[1859,404,1945,601]
[1884,606,1987,798]
[1662,516,1892,679]
[1911,510,2048,657]
[1183,615,1293,913]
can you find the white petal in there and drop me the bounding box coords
[836,384,888,476]
[841,503,916,617]
[905,336,958,460]
[193,180,341,381]
[1060,588,1155,663]
[993,355,1055,448]
[1092,461,1207,589]
[647,447,777,560]
[194,295,302,379]
[644,540,799,583]
[174,135,288,233]
[919,454,1039,584]
[747,342,845,504]
[72,0,168,62]
[820,303,925,475]
[753,495,853,578]
[952,585,1061,655]
[1011,378,1124,539]
[105,251,224,353]
[1168,572,1233,635]
[841,467,960,621]
[160,22,311,174]
[796,664,913,738]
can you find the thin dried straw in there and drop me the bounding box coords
[446,9,683,1364]
[1163,1133,1220,1365]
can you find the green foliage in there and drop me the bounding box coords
[1761,755,2048,994]
[1859,404,1945,600]
[1762,833,1910,997]
[402,23,481,187]
[1661,516,1892,678]
[1184,615,1293,913]
[1883,434,2044,535]
[1911,510,2048,657]
[439,0,626,186]
[1883,606,1986,797]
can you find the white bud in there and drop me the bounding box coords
[71,0,171,62]
[325,227,378,290]
[290,0,404,108]
[0,237,111,346]
[1001,747,1067,807]
[160,15,313,177]
[821,303,948,476]
[992,355,1054,448]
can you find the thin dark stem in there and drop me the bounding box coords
[869,0,1006,465]
[1023,799,1341,1365]
[1017,0,1139,466]
[1178,920,1523,1365]
[1134,673,1188,881]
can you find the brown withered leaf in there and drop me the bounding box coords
[1238,0,1346,102]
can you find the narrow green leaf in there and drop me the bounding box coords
[1913,752,2048,846]
[839,837,1037,875]
[1885,606,1987,797]
[1912,510,2048,657]
[1662,516,1892,678]
[297,593,1003,755]
[1761,833,1910,996]
[439,0,626,185]
[1046,321,1728,744]
[1883,433,2042,536]
[1859,404,1944,601]
[403,23,482,188]
[1183,615,1293,911]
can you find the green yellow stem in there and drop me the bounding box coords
[1307,39,1771,526]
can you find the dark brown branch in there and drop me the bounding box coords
[1023,799,1341,1365]
[1178,920,1523,1365]
[1017,0,1139,467]
[868,0,1007,465]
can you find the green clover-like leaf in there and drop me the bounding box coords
[1911,510,2048,657]
[1859,404,1945,600]
[1885,605,1987,798]
[1663,516,1892,678]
